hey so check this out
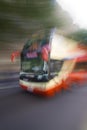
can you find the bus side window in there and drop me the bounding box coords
[73,62,87,72]
[50,60,64,73]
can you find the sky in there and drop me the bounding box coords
[56,0,87,29]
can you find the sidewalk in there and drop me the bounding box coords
[0,71,19,89]
[0,71,19,79]
[0,58,20,72]
[0,57,20,82]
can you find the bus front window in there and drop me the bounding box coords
[20,39,50,82]
[21,53,44,74]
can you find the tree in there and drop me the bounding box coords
[0,0,74,42]
[67,29,87,46]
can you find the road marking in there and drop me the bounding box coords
[0,86,19,90]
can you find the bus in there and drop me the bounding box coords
[11,29,87,96]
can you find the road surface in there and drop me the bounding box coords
[0,73,87,130]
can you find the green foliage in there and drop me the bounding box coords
[68,29,87,46]
[0,0,73,43]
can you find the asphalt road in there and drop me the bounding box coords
[0,77,87,130]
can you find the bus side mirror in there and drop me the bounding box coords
[11,51,20,62]
[41,47,48,62]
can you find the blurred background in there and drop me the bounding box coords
[0,0,87,77]
[0,2,87,130]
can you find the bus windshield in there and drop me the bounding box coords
[21,53,44,74]
[21,35,50,75]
